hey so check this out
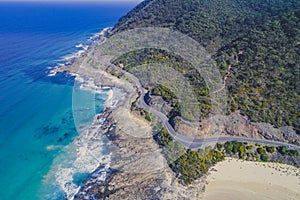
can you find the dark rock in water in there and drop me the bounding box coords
[34,124,60,139]
[61,118,68,125]
[74,165,114,200]
[63,132,71,138]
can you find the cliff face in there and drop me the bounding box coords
[111,0,300,135]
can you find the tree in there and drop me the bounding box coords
[157,128,173,146]
[216,143,223,151]
[246,145,253,150]
[266,146,275,153]
[257,147,266,154]
[277,146,288,155]
[224,141,233,154]
[260,154,269,162]
[113,0,300,134]
[239,151,245,159]
[288,149,299,157]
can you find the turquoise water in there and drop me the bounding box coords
[0,2,137,199]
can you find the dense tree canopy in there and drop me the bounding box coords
[112,0,300,133]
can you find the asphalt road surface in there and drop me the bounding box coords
[110,64,300,151]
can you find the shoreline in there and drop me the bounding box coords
[52,27,300,199]
[54,27,179,199]
[47,27,111,77]
[63,86,127,199]
[43,27,128,199]
[41,87,120,199]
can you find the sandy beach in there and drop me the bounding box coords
[59,27,300,200]
[203,158,300,200]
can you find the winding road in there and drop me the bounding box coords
[110,64,300,151]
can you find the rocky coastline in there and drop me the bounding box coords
[51,27,211,199]
[53,27,299,199]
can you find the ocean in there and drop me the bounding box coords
[0,2,136,200]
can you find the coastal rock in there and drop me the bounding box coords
[173,111,300,145]
[69,47,207,199]
[62,24,299,200]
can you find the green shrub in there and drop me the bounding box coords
[260,154,269,162]
[288,149,299,157]
[246,145,253,150]
[266,146,275,153]
[144,110,151,122]
[156,128,225,185]
[156,128,173,146]
[257,147,266,154]
[224,141,233,154]
[239,152,245,159]
[277,146,289,155]
[216,143,223,151]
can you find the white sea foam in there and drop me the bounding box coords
[89,27,111,41]
[40,85,120,199]
[75,43,84,48]
[46,145,63,151]
[42,27,117,199]
[47,66,59,77]
[46,27,111,77]
[41,114,113,199]
[76,43,89,51]
[47,71,57,77]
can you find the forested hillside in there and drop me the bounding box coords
[111,0,300,134]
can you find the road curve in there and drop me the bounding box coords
[110,64,300,152]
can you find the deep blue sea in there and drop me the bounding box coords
[0,2,137,199]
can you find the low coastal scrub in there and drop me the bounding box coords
[106,65,123,78]
[114,49,211,122]
[155,128,224,185]
[151,85,176,104]
[155,129,299,185]
[130,93,152,122]
[218,141,299,165]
